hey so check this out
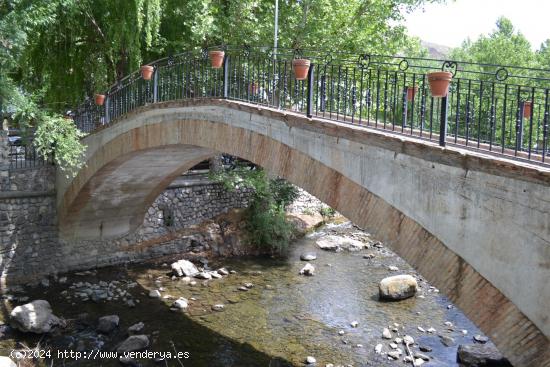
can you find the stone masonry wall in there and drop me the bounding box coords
[0,158,252,286]
[58,180,253,272]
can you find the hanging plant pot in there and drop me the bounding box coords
[94,94,105,106]
[292,59,311,80]
[406,86,418,102]
[523,101,532,118]
[209,50,225,69]
[427,71,453,98]
[141,65,154,80]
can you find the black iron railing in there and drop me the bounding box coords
[7,137,51,170]
[72,46,550,166]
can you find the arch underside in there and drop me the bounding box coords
[59,107,550,367]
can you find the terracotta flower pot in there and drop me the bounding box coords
[94,94,105,106]
[209,51,225,69]
[292,59,311,80]
[523,101,532,118]
[406,86,418,102]
[427,71,453,98]
[140,65,154,80]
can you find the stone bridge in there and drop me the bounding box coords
[56,98,550,366]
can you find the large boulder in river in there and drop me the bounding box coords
[457,344,511,366]
[316,235,366,252]
[378,275,418,300]
[117,335,150,353]
[171,259,199,277]
[9,300,62,334]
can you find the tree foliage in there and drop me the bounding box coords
[210,164,299,255]
[1,0,441,111]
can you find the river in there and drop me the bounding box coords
[0,220,499,366]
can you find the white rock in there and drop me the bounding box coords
[211,304,224,312]
[170,259,199,277]
[350,321,359,328]
[417,326,426,332]
[148,290,161,298]
[173,298,188,309]
[306,356,316,364]
[388,266,399,271]
[299,263,315,276]
[382,328,392,339]
[217,268,229,276]
[9,300,62,334]
[195,272,212,280]
[403,335,415,345]
[378,275,418,300]
[427,327,436,333]
[374,344,383,354]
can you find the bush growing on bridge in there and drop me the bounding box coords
[210,164,299,255]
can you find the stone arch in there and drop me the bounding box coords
[57,100,550,367]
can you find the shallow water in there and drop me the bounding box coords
[0,222,491,366]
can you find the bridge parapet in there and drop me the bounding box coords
[73,46,550,167]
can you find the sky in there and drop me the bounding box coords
[404,0,550,49]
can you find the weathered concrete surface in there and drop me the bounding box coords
[57,99,550,366]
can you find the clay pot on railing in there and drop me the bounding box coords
[523,101,532,118]
[140,65,154,80]
[292,59,311,80]
[427,71,453,98]
[94,94,105,106]
[209,50,225,69]
[406,86,418,102]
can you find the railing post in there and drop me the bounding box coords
[439,96,449,147]
[104,95,110,125]
[153,67,159,103]
[223,55,229,99]
[307,63,315,118]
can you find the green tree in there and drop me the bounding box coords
[210,164,299,255]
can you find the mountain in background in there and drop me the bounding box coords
[421,40,452,59]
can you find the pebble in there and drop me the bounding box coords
[444,321,454,328]
[299,263,315,276]
[244,282,254,289]
[148,290,161,298]
[128,322,144,334]
[374,344,383,354]
[414,358,425,366]
[389,342,397,349]
[211,304,224,312]
[403,335,414,345]
[462,329,468,335]
[300,252,317,261]
[419,345,432,352]
[338,330,345,335]
[417,326,426,332]
[382,328,392,339]
[350,321,359,328]
[427,327,436,333]
[394,337,402,344]
[217,268,229,276]
[415,353,430,361]
[363,253,375,259]
[473,335,489,344]
[237,286,249,291]
[388,266,399,271]
[387,350,401,360]
[440,335,455,347]
[305,356,316,364]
